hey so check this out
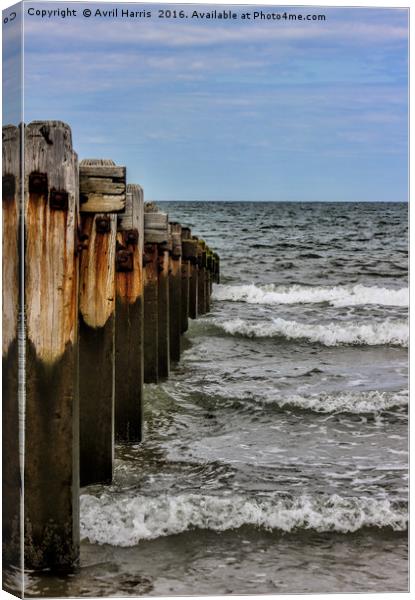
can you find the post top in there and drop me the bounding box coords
[80,159,116,166]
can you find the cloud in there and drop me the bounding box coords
[23,9,408,50]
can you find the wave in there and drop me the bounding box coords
[212,283,408,308]
[205,388,408,415]
[80,492,407,546]
[214,317,408,347]
[261,389,408,414]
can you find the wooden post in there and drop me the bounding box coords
[143,242,158,384]
[187,237,199,319]
[115,184,144,443]
[214,252,220,284]
[180,227,191,334]
[2,125,21,570]
[143,206,168,383]
[78,159,125,487]
[157,226,171,379]
[197,239,207,315]
[205,247,212,313]
[209,252,215,294]
[169,223,182,362]
[24,121,80,570]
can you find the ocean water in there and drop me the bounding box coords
[26,202,408,596]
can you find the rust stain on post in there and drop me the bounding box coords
[24,120,80,571]
[169,223,182,362]
[2,125,21,569]
[79,214,117,329]
[180,227,192,334]
[157,239,170,379]
[78,159,118,487]
[115,184,144,443]
[187,237,199,319]
[143,242,159,383]
[25,122,79,365]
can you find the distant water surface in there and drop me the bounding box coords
[24,202,408,596]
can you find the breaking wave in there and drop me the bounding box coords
[80,492,407,546]
[204,389,408,415]
[214,317,408,347]
[213,283,408,308]
[259,389,408,414]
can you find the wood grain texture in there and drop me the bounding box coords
[143,243,158,383]
[157,247,170,379]
[144,211,169,244]
[78,161,118,484]
[181,260,190,334]
[25,121,79,364]
[197,240,207,315]
[80,161,126,213]
[24,120,80,571]
[169,254,182,362]
[79,215,117,328]
[2,125,20,356]
[115,184,144,442]
[2,125,21,569]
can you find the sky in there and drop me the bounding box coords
[3,2,409,201]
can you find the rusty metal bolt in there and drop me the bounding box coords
[116,249,134,272]
[49,189,69,210]
[77,226,89,242]
[124,228,139,245]
[29,172,48,195]
[96,216,111,234]
[2,174,15,200]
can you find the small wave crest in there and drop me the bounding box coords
[263,389,408,414]
[215,317,408,347]
[213,283,408,308]
[205,388,408,415]
[80,492,407,546]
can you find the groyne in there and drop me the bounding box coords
[2,121,220,573]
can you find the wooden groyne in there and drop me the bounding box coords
[2,120,219,574]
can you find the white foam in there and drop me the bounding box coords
[265,390,408,414]
[80,492,407,546]
[213,283,408,308]
[216,317,408,347]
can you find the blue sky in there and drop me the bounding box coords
[3,3,409,201]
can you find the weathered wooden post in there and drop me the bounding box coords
[157,222,171,378]
[197,239,207,315]
[143,241,158,384]
[214,252,220,284]
[209,251,215,295]
[24,121,80,570]
[115,184,144,443]
[143,205,168,383]
[180,227,191,334]
[188,236,199,319]
[169,222,182,362]
[2,125,21,570]
[78,159,126,486]
[205,247,212,313]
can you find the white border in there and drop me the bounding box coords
[0,2,411,600]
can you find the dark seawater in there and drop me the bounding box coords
[25,202,408,596]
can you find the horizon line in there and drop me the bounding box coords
[152,199,408,203]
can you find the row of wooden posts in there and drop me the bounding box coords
[2,121,220,572]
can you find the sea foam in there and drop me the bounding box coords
[275,390,408,414]
[228,389,408,414]
[213,283,408,308]
[215,317,408,347]
[80,492,407,546]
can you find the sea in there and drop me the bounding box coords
[25,201,408,596]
